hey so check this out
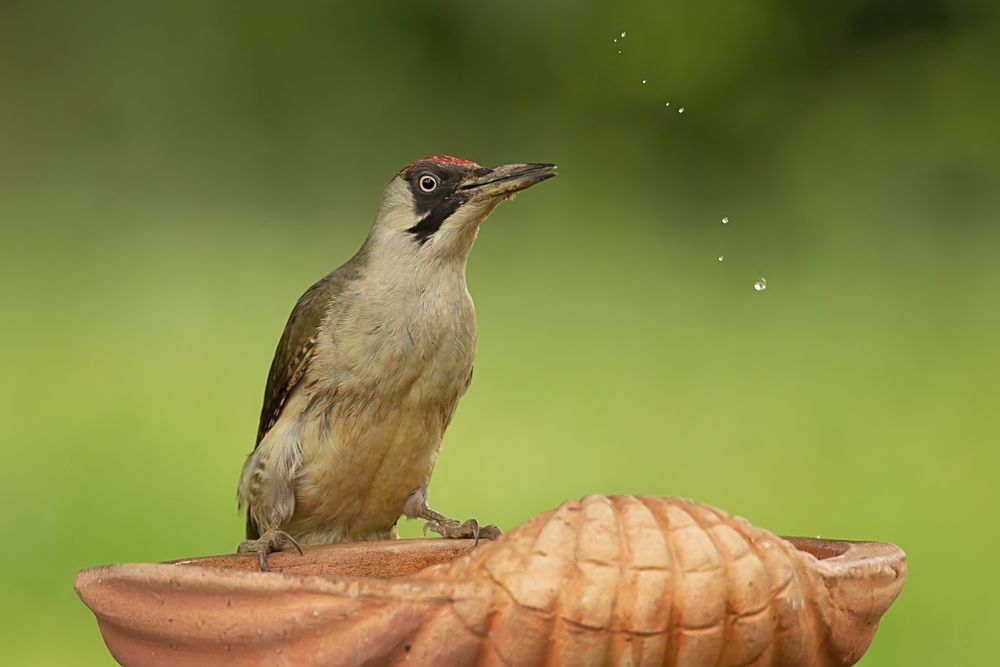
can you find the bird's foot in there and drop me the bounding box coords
[237,529,303,571]
[423,516,502,545]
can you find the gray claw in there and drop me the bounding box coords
[464,519,481,545]
[278,530,304,556]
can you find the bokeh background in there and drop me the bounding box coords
[2,1,998,664]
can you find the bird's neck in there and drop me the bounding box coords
[360,233,473,295]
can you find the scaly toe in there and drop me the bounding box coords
[424,517,501,541]
[236,530,304,571]
[236,538,260,555]
[424,518,466,539]
[423,519,454,538]
[477,524,502,542]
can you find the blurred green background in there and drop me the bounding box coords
[2,1,997,664]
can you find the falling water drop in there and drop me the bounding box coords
[677,107,685,114]
[717,255,725,262]
[621,31,627,38]
[664,101,670,107]
[721,216,729,224]
[753,278,768,292]
[642,79,647,84]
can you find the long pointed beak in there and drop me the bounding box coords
[460,163,557,198]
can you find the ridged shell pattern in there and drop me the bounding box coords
[439,495,831,666]
[395,494,900,666]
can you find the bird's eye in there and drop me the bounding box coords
[418,174,438,193]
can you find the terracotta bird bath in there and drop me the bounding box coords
[75,495,906,666]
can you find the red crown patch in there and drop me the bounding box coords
[404,155,480,169]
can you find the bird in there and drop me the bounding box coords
[236,155,557,569]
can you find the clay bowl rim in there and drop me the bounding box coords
[75,534,906,592]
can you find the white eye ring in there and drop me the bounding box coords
[418,174,438,193]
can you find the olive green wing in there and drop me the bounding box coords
[244,255,367,540]
[254,277,334,446]
[243,274,334,540]
[254,251,368,444]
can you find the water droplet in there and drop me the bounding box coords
[641,79,647,84]
[613,38,618,43]
[753,278,767,292]
[621,31,627,38]
[677,107,685,114]
[664,101,670,107]
[721,216,729,224]
[717,255,724,262]
[617,50,622,54]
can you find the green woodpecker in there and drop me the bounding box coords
[237,156,556,568]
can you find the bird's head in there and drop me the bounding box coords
[367,155,556,263]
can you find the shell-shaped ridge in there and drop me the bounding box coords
[440,495,829,666]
